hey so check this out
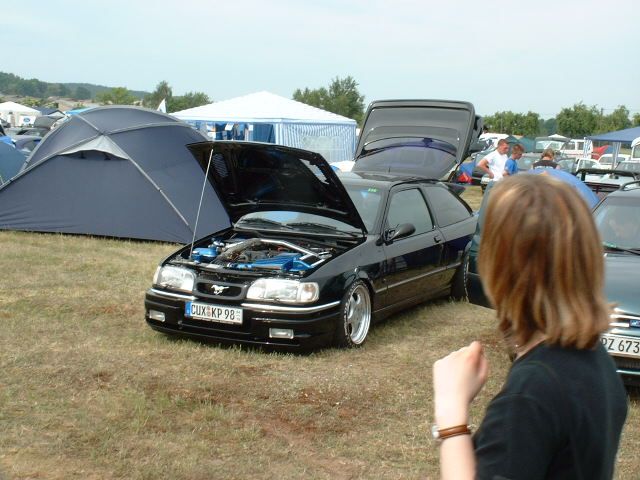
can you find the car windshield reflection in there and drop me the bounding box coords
[594,199,640,250]
[238,211,361,236]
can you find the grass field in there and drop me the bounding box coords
[1,187,638,479]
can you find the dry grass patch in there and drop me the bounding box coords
[0,230,638,479]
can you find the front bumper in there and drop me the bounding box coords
[604,312,640,384]
[144,288,341,350]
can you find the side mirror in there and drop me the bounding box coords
[386,223,415,243]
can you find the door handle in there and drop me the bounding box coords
[434,235,442,243]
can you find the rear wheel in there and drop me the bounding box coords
[334,281,372,348]
[450,251,469,301]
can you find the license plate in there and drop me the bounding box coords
[601,334,640,358]
[185,301,243,325]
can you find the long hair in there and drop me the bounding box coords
[478,174,610,349]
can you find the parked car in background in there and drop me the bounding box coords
[467,173,640,385]
[599,153,630,170]
[631,136,640,161]
[559,138,588,158]
[534,135,568,153]
[558,157,602,174]
[593,181,640,385]
[145,142,477,350]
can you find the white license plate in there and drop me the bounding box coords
[185,301,243,325]
[601,334,640,358]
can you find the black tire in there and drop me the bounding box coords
[334,280,372,348]
[450,251,469,301]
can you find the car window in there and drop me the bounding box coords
[386,188,433,235]
[344,185,383,232]
[425,185,472,227]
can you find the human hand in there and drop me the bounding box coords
[432,341,489,426]
[488,171,494,179]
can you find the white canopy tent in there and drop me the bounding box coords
[0,101,41,127]
[171,91,357,162]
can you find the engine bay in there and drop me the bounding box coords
[176,235,338,273]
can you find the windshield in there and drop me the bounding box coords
[594,197,640,249]
[344,185,383,232]
[535,139,565,151]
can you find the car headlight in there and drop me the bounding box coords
[153,265,195,293]
[246,278,319,303]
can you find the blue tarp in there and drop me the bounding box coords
[588,126,640,143]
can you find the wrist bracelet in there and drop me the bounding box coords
[431,424,472,443]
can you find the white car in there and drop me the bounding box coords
[599,154,631,170]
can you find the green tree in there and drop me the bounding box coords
[293,76,365,124]
[542,118,557,135]
[633,113,640,127]
[556,102,600,137]
[73,86,91,100]
[143,80,173,109]
[482,111,540,136]
[597,105,631,133]
[95,87,137,105]
[168,91,211,112]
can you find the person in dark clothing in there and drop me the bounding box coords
[533,148,559,169]
[432,174,628,479]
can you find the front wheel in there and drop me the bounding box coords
[334,281,372,348]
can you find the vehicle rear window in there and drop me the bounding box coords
[425,185,472,226]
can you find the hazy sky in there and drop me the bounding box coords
[2,0,638,118]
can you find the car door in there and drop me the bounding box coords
[381,186,444,307]
[423,184,476,287]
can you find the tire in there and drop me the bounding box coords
[450,251,469,301]
[334,280,372,348]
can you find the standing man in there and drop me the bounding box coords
[504,143,524,176]
[477,139,509,182]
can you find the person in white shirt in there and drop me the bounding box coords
[477,139,509,181]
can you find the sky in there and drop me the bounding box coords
[1,0,639,118]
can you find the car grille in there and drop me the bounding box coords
[195,278,247,300]
[614,357,640,370]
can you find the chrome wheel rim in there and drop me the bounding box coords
[345,284,371,345]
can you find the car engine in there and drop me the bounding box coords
[188,237,334,273]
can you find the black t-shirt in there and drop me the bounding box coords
[533,159,558,169]
[473,342,627,480]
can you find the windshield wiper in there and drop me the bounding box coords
[287,222,359,237]
[603,242,640,255]
[236,218,292,230]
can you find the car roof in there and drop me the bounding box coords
[606,182,640,198]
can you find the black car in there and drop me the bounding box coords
[593,181,640,384]
[145,143,476,350]
[145,100,480,350]
[468,177,640,385]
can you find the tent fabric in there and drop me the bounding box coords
[0,106,230,243]
[0,142,27,185]
[588,126,640,143]
[171,91,357,162]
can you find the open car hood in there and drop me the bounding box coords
[353,100,481,179]
[187,141,367,234]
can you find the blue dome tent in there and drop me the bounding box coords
[0,106,229,243]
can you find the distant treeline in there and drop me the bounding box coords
[0,72,148,101]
